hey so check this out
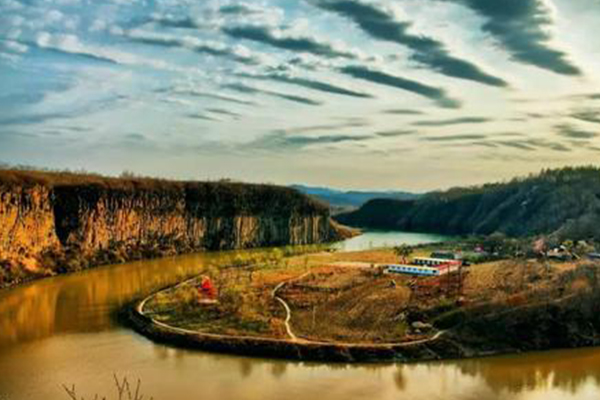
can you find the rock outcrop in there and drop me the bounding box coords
[0,171,346,287]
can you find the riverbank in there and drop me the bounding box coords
[124,280,460,363]
[124,247,600,363]
[5,238,600,400]
[0,169,356,290]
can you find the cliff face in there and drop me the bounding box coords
[0,171,344,286]
[0,185,61,271]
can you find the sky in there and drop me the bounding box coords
[1,0,600,191]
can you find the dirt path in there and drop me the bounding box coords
[271,272,310,342]
[137,270,448,350]
[270,271,448,348]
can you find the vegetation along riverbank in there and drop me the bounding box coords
[126,238,600,362]
[0,169,355,290]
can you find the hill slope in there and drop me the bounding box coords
[335,167,600,239]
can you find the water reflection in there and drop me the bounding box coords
[454,347,600,394]
[2,246,600,400]
[0,250,251,347]
[332,230,451,251]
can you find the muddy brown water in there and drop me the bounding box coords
[2,239,600,400]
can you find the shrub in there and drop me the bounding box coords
[172,286,199,311]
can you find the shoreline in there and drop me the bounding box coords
[123,267,600,363]
[123,290,463,363]
[123,292,600,364]
[0,239,356,293]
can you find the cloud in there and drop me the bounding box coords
[495,141,537,151]
[122,133,148,142]
[240,72,373,99]
[555,124,598,140]
[219,4,263,15]
[339,65,460,108]
[382,108,424,115]
[123,30,261,65]
[206,108,242,118]
[151,16,200,29]
[412,117,491,126]
[469,141,498,148]
[570,109,600,124]
[263,91,322,106]
[31,33,119,65]
[492,137,572,152]
[0,111,72,126]
[222,82,323,105]
[222,24,356,59]
[274,119,369,135]
[29,32,181,72]
[0,39,28,54]
[186,112,221,122]
[375,129,416,137]
[446,0,582,76]
[422,134,487,141]
[252,131,372,149]
[311,0,507,87]
[526,138,571,152]
[164,87,259,106]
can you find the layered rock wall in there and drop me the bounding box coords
[0,173,343,284]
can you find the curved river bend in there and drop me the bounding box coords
[2,232,600,400]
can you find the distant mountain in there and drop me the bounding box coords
[291,185,420,213]
[335,166,600,240]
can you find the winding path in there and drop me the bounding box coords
[136,271,449,354]
[271,272,310,342]
[269,272,447,348]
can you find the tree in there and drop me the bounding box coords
[562,240,576,260]
[575,240,594,257]
[484,232,507,255]
[393,244,413,264]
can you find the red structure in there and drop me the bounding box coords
[198,276,217,300]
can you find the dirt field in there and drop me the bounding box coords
[142,247,600,345]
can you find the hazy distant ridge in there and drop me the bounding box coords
[291,184,420,210]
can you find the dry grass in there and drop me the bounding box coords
[276,264,414,343]
[143,265,289,337]
[142,245,600,344]
[63,375,153,400]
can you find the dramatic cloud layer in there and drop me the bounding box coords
[340,65,460,108]
[241,72,373,98]
[312,0,508,87]
[0,0,598,190]
[413,117,491,126]
[444,0,582,75]
[223,25,356,59]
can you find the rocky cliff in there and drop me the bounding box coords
[0,170,346,287]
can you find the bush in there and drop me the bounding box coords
[63,374,153,400]
[172,286,199,312]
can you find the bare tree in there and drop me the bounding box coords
[393,244,413,264]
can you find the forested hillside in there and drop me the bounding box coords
[335,167,600,239]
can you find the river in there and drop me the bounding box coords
[2,232,600,400]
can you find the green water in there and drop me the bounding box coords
[332,230,452,251]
